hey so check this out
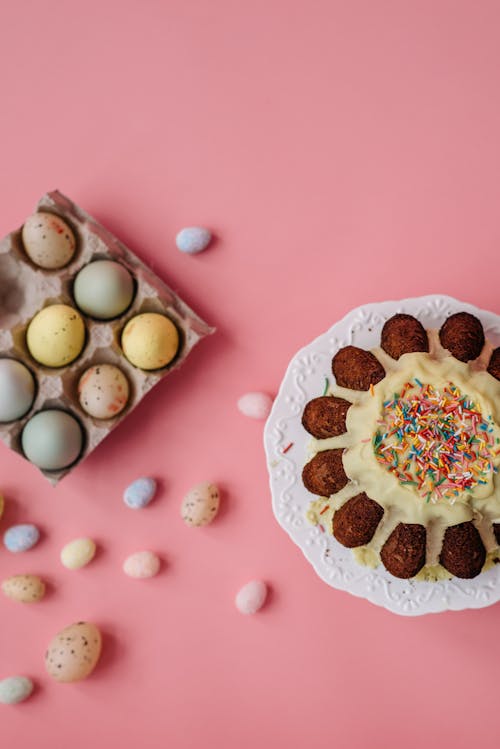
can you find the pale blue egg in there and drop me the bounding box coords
[123,477,157,509]
[176,227,212,255]
[0,676,34,704]
[4,524,40,553]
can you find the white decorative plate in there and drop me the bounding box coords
[264,295,500,616]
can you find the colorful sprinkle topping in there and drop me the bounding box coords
[373,380,498,503]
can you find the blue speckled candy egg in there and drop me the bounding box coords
[123,477,157,509]
[0,676,34,704]
[3,524,40,553]
[176,227,212,254]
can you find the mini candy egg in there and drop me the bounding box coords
[0,359,36,422]
[181,482,220,527]
[176,226,212,255]
[0,493,4,521]
[121,313,179,370]
[21,410,83,471]
[123,550,160,578]
[60,538,96,570]
[3,524,40,553]
[123,477,156,509]
[78,364,130,419]
[235,580,268,614]
[73,260,135,320]
[45,622,102,682]
[2,574,46,603]
[0,676,34,705]
[237,392,273,420]
[26,304,85,368]
[22,212,76,270]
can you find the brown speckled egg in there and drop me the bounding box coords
[45,622,102,682]
[78,364,130,419]
[2,574,46,603]
[181,482,220,526]
[22,212,76,270]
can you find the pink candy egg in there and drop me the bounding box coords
[123,551,160,579]
[235,580,268,614]
[237,392,273,420]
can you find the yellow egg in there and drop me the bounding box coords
[121,313,179,370]
[0,493,4,521]
[2,574,46,603]
[45,622,102,682]
[27,305,85,367]
[60,538,96,570]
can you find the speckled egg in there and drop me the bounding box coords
[60,538,96,570]
[26,304,85,368]
[45,622,102,682]
[0,359,36,422]
[235,580,268,614]
[181,482,220,527]
[73,260,135,320]
[121,313,179,370]
[21,410,83,471]
[237,392,273,420]
[123,550,160,578]
[0,676,34,704]
[176,226,212,254]
[3,524,40,553]
[123,477,156,509]
[22,212,76,270]
[2,574,46,603]
[78,364,130,419]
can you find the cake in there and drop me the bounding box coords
[301,312,500,580]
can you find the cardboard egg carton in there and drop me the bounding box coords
[0,190,213,485]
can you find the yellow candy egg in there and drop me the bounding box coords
[60,538,96,570]
[45,622,102,682]
[27,305,85,367]
[0,493,4,521]
[121,313,179,370]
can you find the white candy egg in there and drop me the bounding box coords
[0,676,34,704]
[237,392,273,419]
[78,364,130,419]
[123,551,160,579]
[235,580,268,614]
[22,212,76,269]
[181,482,220,526]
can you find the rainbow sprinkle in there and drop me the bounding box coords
[373,380,498,504]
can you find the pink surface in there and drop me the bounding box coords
[1,1,500,747]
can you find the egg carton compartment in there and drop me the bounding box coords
[0,190,213,485]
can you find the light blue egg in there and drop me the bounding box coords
[0,676,34,704]
[123,477,157,509]
[176,227,212,255]
[3,524,40,553]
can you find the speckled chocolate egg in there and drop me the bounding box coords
[0,359,36,422]
[26,304,85,368]
[121,313,179,370]
[181,482,220,526]
[45,622,102,682]
[21,410,84,471]
[2,574,46,603]
[73,260,135,320]
[78,364,130,419]
[22,212,76,270]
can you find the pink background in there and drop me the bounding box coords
[1,1,500,747]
